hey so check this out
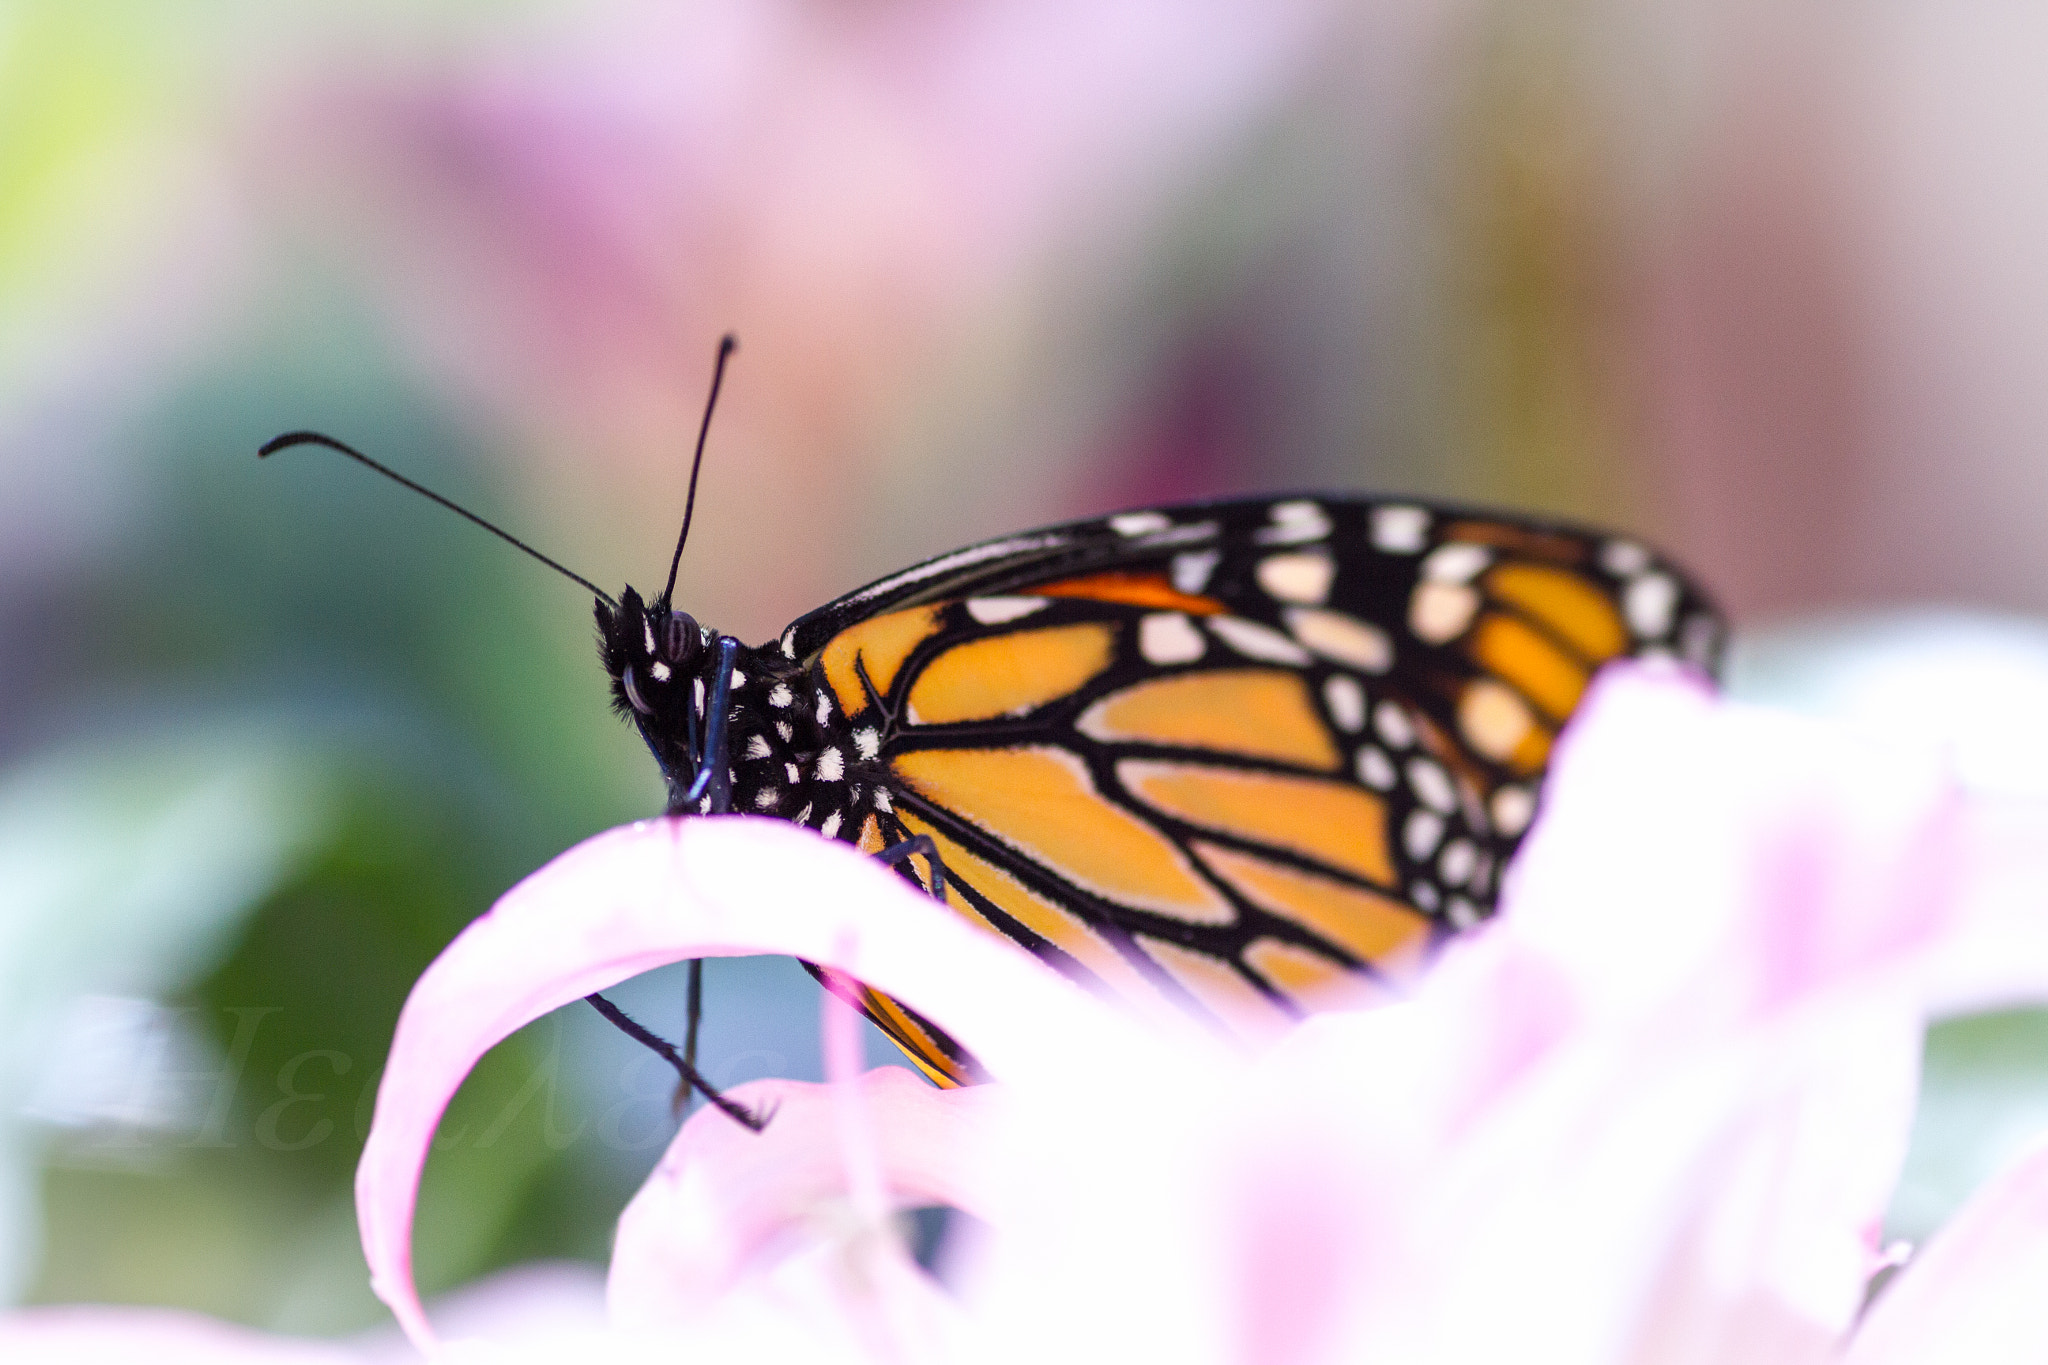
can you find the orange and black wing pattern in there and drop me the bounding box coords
[746,497,1720,1084]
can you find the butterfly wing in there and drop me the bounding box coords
[778,496,1720,1079]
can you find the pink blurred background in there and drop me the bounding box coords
[16,2,2048,633]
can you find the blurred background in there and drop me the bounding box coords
[6,0,2048,1336]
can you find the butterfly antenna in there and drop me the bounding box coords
[660,333,738,607]
[259,430,617,610]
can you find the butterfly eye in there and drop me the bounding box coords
[665,612,701,665]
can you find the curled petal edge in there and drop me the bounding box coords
[355,815,1165,1355]
[1847,1134,2048,1365]
[607,1069,1007,1326]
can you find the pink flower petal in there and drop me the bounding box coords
[1923,797,2048,1015]
[0,1307,358,1365]
[368,1261,608,1359]
[1847,1135,2048,1365]
[959,667,1977,1363]
[355,815,1154,1353]
[1400,668,1937,1355]
[1511,667,1963,1021]
[608,1069,1002,1326]
[822,969,890,1227]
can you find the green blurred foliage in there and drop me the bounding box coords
[17,308,669,1326]
[1892,1010,2048,1246]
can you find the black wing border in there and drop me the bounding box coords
[775,491,1724,665]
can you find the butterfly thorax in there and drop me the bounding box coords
[596,585,872,827]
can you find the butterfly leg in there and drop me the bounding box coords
[678,958,704,1117]
[872,834,948,901]
[848,657,947,897]
[584,990,769,1131]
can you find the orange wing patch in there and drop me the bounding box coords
[1190,841,1430,975]
[891,746,1235,924]
[1117,760,1397,887]
[1136,934,1299,1037]
[856,813,885,855]
[813,966,974,1088]
[1242,938,1396,1012]
[821,604,944,716]
[906,622,1117,725]
[897,812,1178,1012]
[1469,614,1590,723]
[1078,669,1343,772]
[1456,680,1552,774]
[1483,563,1626,661]
[1029,571,1226,616]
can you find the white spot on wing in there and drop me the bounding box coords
[1286,608,1392,672]
[1460,681,1534,762]
[854,727,881,760]
[1139,612,1206,665]
[1322,675,1366,732]
[1356,746,1397,790]
[1407,758,1456,814]
[1412,881,1441,912]
[816,747,845,781]
[1171,550,1221,594]
[1138,520,1219,548]
[1371,505,1430,553]
[1373,701,1415,749]
[816,690,833,724]
[873,787,893,813]
[1410,581,1480,644]
[1491,785,1536,836]
[776,720,794,742]
[968,596,1049,624]
[1439,839,1477,887]
[1256,551,1336,605]
[1421,542,1491,584]
[1207,615,1312,665]
[785,762,801,783]
[1600,540,1651,576]
[744,735,773,760]
[769,683,794,709]
[1253,499,1332,545]
[1446,896,1481,929]
[820,809,844,840]
[1625,572,1679,638]
[1404,809,1445,859]
[1110,511,1172,537]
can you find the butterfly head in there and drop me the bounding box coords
[596,586,718,788]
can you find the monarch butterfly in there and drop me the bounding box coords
[265,339,1722,1103]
